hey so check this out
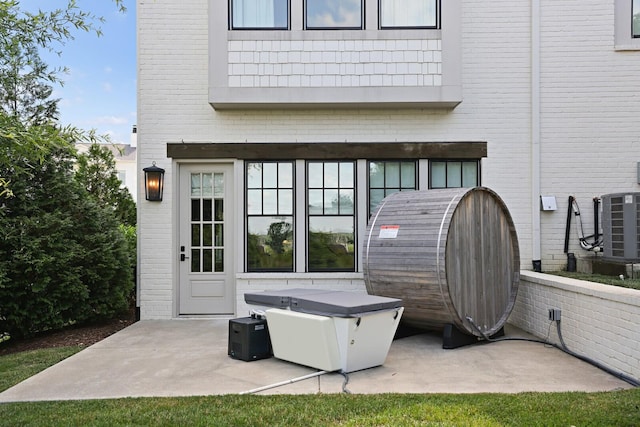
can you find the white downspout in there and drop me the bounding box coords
[531,0,542,270]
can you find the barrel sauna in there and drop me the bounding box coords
[363,187,520,337]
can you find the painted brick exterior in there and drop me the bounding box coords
[510,272,640,380]
[538,0,640,270]
[138,0,640,319]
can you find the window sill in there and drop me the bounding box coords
[237,272,364,280]
[210,86,462,110]
[614,43,640,51]
[227,29,441,41]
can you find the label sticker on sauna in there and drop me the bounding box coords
[379,225,399,239]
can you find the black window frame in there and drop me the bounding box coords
[304,0,365,30]
[229,0,291,30]
[429,159,480,189]
[379,0,440,30]
[306,160,357,272]
[633,0,640,38]
[245,160,296,272]
[367,160,417,217]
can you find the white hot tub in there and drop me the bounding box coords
[244,289,404,373]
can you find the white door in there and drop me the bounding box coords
[179,164,234,315]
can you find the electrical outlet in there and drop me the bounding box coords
[548,308,561,321]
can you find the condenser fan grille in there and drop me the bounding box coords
[602,193,640,262]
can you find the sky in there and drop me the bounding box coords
[25,0,136,145]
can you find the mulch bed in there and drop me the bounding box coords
[0,309,137,356]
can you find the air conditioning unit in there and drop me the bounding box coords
[601,192,640,262]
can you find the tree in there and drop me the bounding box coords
[0,0,132,338]
[75,143,136,226]
[0,108,83,201]
[0,41,59,125]
[267,221,292,255]
[0,115,132,339]
[0,0,123,125]
[0,1,126,62]
[0,0,126,196]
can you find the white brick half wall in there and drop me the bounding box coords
[509,271,640,381]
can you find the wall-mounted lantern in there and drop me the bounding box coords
[143,162,165,201]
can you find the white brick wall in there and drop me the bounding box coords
[138,0,640,318]
[138,0,211,319]
[510,271,640,381]
[138,0,534,318]
[538,0,640,271]
[228,39,442,88]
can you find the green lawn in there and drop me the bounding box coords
[0,390,639,426]
[549,271,640,290]
[0,347,81,392]
[1,347,639,426]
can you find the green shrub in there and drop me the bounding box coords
[75,143,136,227]
[0,120,133,339]
[119,224,137,269]
[118,223,137,307]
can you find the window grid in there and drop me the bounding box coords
[244,158,481,274]
[246,161,295,272]
[429,160,480,189]
[307,161,356,272]
[190,173,225,273]
[368,160,417,216]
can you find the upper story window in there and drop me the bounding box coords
[634,0,640,37]
[430,160,479,189]
[228,0,442,30]
[305,0,363,29]
[379,0,438,29]
[230,0,289,29]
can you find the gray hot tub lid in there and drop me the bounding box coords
[245,289,402,317]
[244,288,332,308]
[291,292,402,317]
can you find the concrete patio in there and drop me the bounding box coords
[0,319,632,402]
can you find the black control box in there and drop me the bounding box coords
[228,316,272,361]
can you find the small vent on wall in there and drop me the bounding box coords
[601,192,640,262]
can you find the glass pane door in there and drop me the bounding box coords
[190,172,225,273]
